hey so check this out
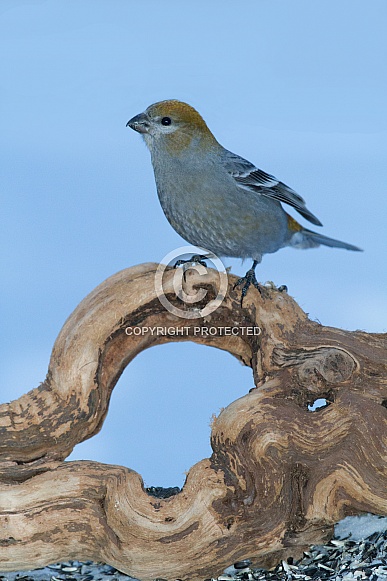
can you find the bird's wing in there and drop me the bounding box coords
[222,150,322,226]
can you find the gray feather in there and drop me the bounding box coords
[291,228,363,251]
[222,150,323,226]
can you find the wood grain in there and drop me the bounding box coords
[0,263,386,580]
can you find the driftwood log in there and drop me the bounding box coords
[0,263,386,580]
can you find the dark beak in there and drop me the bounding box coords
[126,112,150,134]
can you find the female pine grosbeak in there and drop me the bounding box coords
[127,100,361,298]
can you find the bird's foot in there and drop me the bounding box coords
[174,254,208,269]
[234,265,264,306]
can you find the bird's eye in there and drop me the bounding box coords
[161,117,172,126]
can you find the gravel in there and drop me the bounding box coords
[2,515,387,581]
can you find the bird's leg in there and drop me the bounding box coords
[174,254,208,269]
[233,260,263,304]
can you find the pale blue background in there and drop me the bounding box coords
[1,0,386,487]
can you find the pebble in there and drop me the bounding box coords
[234,561,252,570]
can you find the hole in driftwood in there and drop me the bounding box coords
[68,342,253,488]
[307,398,330,412]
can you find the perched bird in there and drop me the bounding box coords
[127,100,361,299]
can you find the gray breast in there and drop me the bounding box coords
[151,150,289,259]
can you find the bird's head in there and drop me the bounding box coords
[126,100,217,154]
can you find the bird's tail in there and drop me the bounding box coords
[290,227,362,252]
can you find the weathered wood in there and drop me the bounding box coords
[0,263,386,580]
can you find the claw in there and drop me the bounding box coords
[174,254,208,269]
[233,260,264,306]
